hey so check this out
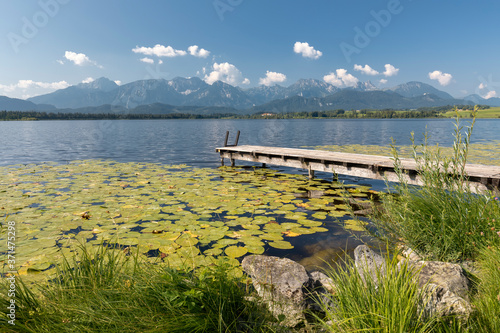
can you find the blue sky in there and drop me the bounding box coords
[1,0,499,100]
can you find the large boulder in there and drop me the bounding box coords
[242,255,310,327]
[405,260,472,319]
[242,255,334,327]
[353,245,472,320]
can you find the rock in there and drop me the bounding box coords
[242,255,310,327]
[309,271,335,294]
[422,283,472,319]
[403,260,472,320]
[406,261,469,300]
[399,246,422,261]
[354,245,386,284]
[308,271,337,313]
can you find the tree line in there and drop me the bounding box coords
[0,105,490,121]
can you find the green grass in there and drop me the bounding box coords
[370,107,500,262]
[0,244,276,332]
[442,106,500,118]
[313,251,462,333]
[468,246,500,332]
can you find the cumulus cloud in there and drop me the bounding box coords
[479,83,486,90]
[323,69,359,87]
[64,51,99,67]
[132,44,187,57]
[259,71,287,86]
[0,79,69,97]
[82,77,94,84]
[293,42,322,59]
[428,70,453,86]
[484,90,497,99]
[354,64,379,75]
[140,57,155,64]
[56,59,64,65]
[383,64,399,77]
[204,62,249,86]
[379,79,388,84]
[188,45,210,58]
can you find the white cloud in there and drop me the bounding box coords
[354,64,379,75]
[140,57,155,64]
[383,64,399,77]
[478,83,487,90]
[64,51,98,67]
[293,41,322,60]
[114,80,122,86]
[204,62,249,86]
[323,69,359,87]
[259,71,287,86]
[188,45,210,58]
[0,79,69,97]
[132,44,187,57]
[484,90,497,99]
[379,79,388,84]
[56,59,64,65]
[82,77,94,84]
[158,60,163,65]
[428,70,453,86]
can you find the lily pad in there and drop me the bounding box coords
[225,246,248,258]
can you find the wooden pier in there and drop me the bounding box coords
[216,145,500,193]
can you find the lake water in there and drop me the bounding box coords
[1,118,499,168]
[1,118,499,270]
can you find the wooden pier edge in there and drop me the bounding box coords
[216,145,500,194]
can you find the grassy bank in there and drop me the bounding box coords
[0,244,277,332]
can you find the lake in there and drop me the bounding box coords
[1,118,499,168]
[1,118,499,272]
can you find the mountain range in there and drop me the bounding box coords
[1,77,497,114]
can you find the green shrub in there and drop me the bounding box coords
[371,107,500,262]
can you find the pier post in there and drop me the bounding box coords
[308,167,315,179]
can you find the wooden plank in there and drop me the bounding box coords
[216,145,500,193]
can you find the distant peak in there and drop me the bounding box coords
[78,77,118,91]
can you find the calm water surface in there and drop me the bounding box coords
[1,118,499,167]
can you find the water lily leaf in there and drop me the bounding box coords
[204,248,223,256]
[245,245,265,254]
[176,234,199,247]
[268,240,294,250]
[214,238,239,248]
[260,233,283,241]
[344,219,368,231]
[225,246,248,258]
[282,230,302,237]
[159,243,180,254]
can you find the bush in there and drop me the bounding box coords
[371,107,500,262]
